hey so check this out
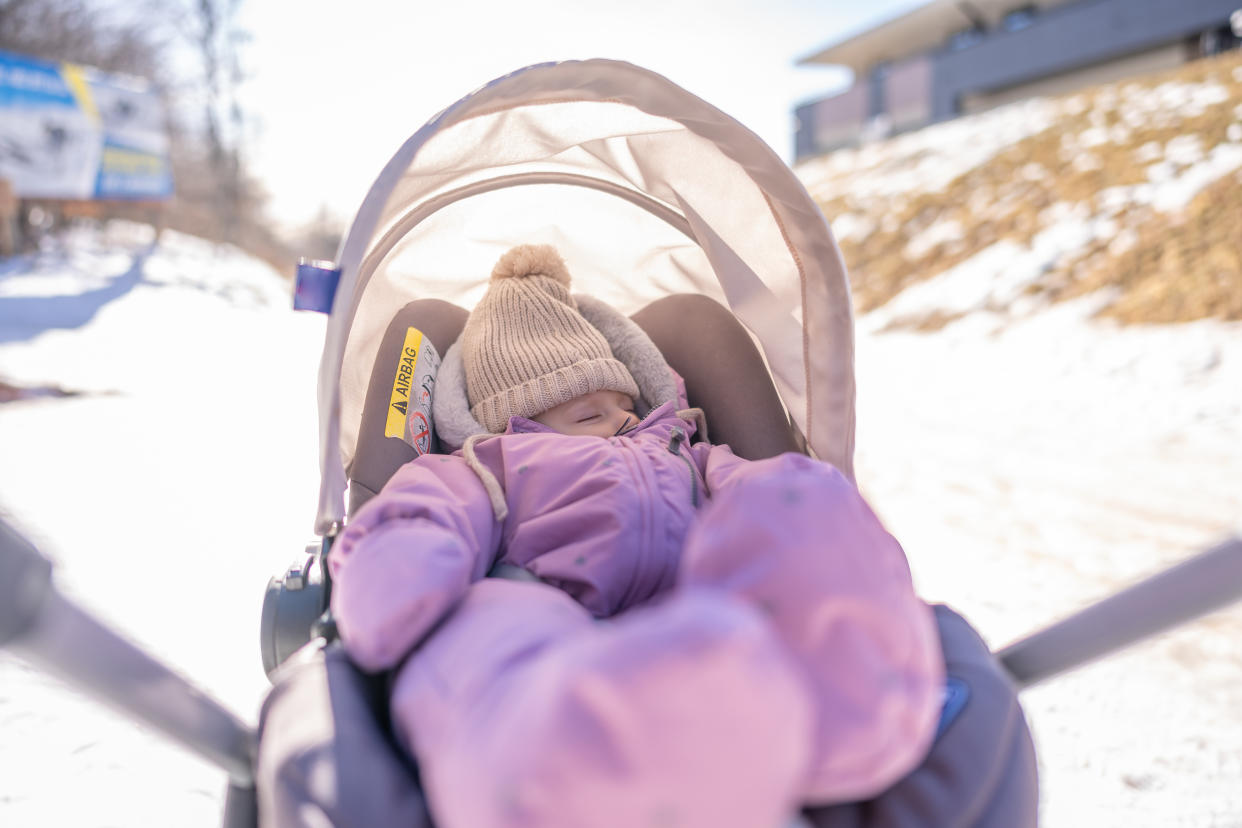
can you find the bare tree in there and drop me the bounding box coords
[0,0,169,79]
[174,0,260,244]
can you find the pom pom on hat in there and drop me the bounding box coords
[461,244,640,432]
[491,244,571,286]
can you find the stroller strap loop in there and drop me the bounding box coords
[462,433,509,522]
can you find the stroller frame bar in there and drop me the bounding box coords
[0,518,256,787]
[998,536,1242,688]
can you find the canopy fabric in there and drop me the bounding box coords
[314,59,856,533]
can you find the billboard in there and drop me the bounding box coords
[0,49,173,201]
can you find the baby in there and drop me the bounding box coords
[328,245,943,828]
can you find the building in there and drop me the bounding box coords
[794,0,1242,160]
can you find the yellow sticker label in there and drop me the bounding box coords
[385,327,424,439]
[61,64,100,124]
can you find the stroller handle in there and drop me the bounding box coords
[0,517,256,787]
[998,536,1242,689]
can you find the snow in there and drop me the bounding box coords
[1118,81,1230,122]
[1,220,1240,827]
[865,209,1116,328]
[854,297,1242,828]
[1093,139,1242,220]
[0,223,325,827]
[1147,142,1242,213]
[797,96,1066,204]
[903,218,963,261]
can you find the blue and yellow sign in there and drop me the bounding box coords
[0,49,173,201]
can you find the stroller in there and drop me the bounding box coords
[3,59,1241,827]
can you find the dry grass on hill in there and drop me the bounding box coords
[1056,167,1242,323]
[801,50,1242,326]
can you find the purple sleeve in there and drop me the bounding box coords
[328,455,502,671]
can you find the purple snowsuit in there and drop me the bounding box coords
[329,399,944,828]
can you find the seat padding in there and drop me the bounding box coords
[255,641,433,828]
[632,294,801,461]
[349,300,468,515]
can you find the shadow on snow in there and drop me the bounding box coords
[0,242,156,345]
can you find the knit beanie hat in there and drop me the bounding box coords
[462,244,641,433]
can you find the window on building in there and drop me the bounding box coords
[1002,5,1037,32]
[868,61,890,118]
[1200,23,1242,57]
[948,27,985,51]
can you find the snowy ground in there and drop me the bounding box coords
[1,222,1240,826]
[0,224,325,827]
[853,299,1242,828]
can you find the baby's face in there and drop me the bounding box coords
[533,390,638,438]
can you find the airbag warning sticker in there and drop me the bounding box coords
[384,327,439,455]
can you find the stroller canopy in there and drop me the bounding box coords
[316,59,856,533]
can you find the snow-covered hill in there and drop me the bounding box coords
[797,49,1242,328]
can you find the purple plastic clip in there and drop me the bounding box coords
[293,258,341,313]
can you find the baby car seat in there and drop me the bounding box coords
[255,295,1037,828]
